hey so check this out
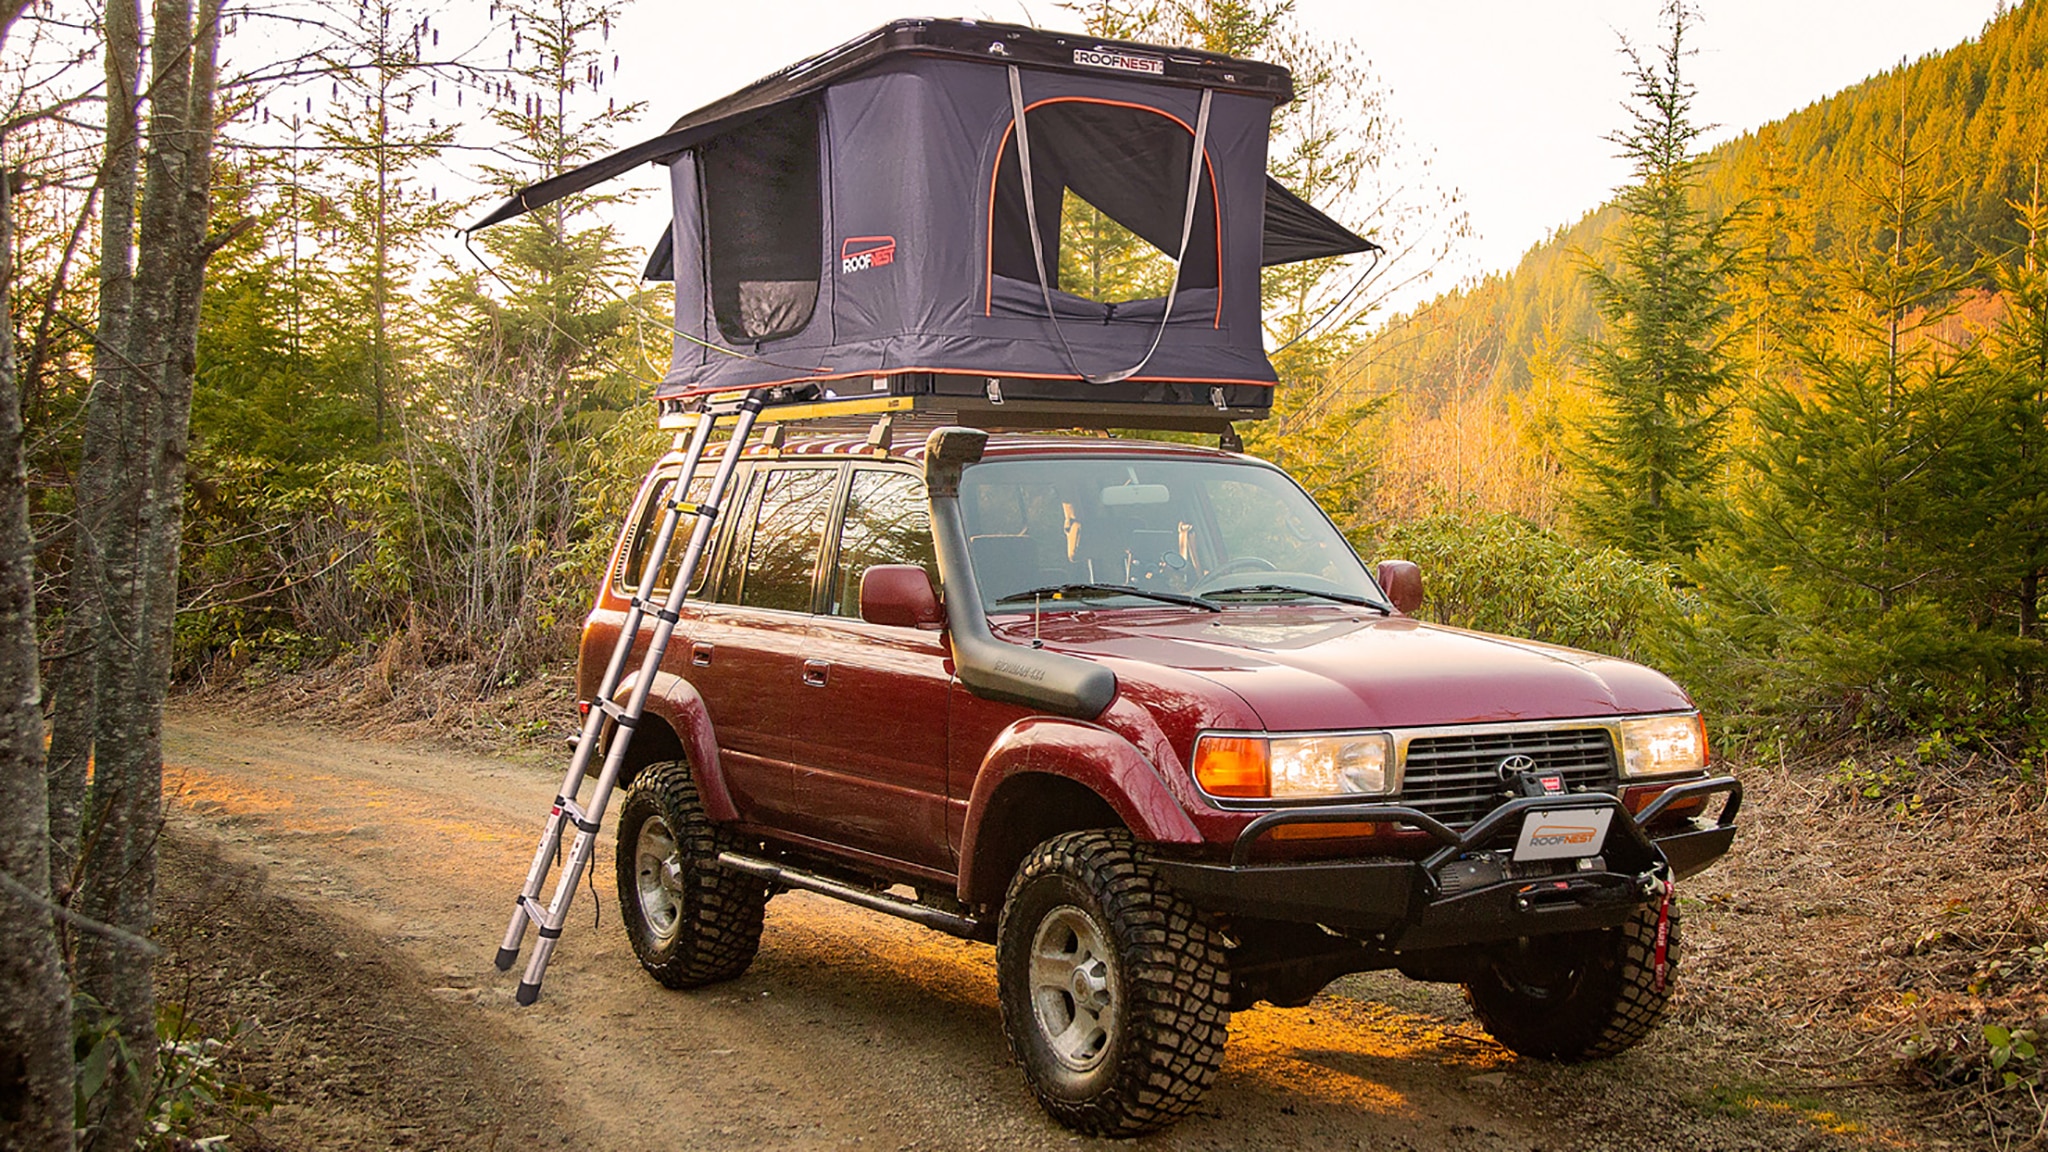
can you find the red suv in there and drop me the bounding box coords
[580,426,1739,1136]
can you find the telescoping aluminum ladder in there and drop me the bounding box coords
[493,394,765,1004]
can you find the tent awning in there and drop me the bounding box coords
[1260,177,1379,265]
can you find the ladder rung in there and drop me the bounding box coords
[517,893,561,932]
[554,797,599,834]
[624,595,682,624]
[597,698,638,729]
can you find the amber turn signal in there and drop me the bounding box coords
[1271,821,1380,841]
[1622,783,1708,820]
[1193,735,1270,798]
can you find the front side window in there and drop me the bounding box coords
[733,466,839,612]
[700,99,822,343]
[829,469,937,617]
[958,456,1379,610]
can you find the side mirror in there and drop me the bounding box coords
[860,565,943,628]
[1376,559,1423,616]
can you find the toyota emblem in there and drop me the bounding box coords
[1497,753,1538,780]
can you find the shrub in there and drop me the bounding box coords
[1364,511,1693,667]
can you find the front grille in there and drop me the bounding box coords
[1398,727,1618,828]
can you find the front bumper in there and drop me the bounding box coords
[1153,776,1740,950]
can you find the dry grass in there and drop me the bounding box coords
[178,630,581,755]
[1680,738,2048,1148]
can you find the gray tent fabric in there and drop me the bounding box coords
[476,19,1378,404]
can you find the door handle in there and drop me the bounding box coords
[691,643,713,667]
[802,660,830,687]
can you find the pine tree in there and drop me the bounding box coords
[1724,124,1817,410]
[451,0,647,407]
[1571,0,1735,561]
[1715,85,1989,716]
[1982,164,2048,707]
[314,0,458,442]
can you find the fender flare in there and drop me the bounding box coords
[613,671,740,823]
[956,716,1201,904]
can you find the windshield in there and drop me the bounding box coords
[957,455,1383,610]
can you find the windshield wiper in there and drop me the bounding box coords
[1203,584,1392,613]
[994,583,1222,612]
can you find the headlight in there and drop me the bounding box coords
[1193,732,1394,799]
[1618,713,1708,778]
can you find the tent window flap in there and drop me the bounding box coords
[701,100,823,343]
[987,99,1220,318]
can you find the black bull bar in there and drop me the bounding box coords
[1152,776,1741,949]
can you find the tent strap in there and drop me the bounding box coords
[1006,65,1212,386]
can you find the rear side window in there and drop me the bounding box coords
[828,469,936,618]
[617,471,714,599]
[732,466,840,612]
[700,99,822,344]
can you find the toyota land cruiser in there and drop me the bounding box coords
[580,425,1739,1136]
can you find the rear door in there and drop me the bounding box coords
[781,464,956,871]
[681,462,842,827]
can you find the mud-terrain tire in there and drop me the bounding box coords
[614,759,767,988]
[995,830,1231,1137]
[1463,895,1681,1061]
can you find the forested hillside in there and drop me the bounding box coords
[1357,0,2048,524]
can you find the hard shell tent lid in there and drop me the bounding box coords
[472,18,1378,419]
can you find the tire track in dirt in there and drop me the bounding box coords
[161,707,1927,1152]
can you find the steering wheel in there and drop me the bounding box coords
[1204,556,1278,580]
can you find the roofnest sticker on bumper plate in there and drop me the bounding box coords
[1512,808,1616,862]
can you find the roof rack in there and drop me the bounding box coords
[660,370,1266,436]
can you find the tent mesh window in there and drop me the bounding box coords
[989,99,1219,319]
[701,99,823,344]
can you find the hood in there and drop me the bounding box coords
[990,606,1692,731]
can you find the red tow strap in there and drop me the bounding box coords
[1652,876,1675,994]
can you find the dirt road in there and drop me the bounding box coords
[159,708,1942,1151]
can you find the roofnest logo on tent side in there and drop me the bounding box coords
[1073,47,1164,76]
[841,236,897,275]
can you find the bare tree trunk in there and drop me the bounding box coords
[49,0,143,894]
[70,2,222,1145]
[0,159,80,1152]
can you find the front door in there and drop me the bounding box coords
[781,465,955,872]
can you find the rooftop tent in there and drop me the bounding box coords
[474,19,1378,423]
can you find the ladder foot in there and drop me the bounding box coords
[516,980,542,1006]
[495,946,520,972]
